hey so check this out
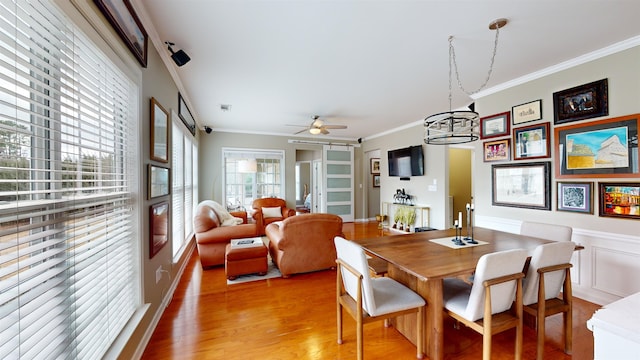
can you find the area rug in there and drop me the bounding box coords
[226,237,282,285]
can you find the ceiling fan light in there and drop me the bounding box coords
[309,128,322,135]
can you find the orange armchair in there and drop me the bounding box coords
[265,213,344,278]
[252,198,296,235]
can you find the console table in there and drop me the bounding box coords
[381,202,430,232]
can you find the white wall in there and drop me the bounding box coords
[361,126,450,230]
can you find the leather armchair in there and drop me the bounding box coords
[193,204,258,268]
[252,198,296,235]
[265,213,344,278]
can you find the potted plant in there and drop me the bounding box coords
[393,208,402,229]
[404,208,416,232]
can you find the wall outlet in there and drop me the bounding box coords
[156,266,162,284]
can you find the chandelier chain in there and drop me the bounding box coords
[449,25,500,96]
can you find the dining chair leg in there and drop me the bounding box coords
[564,305,572,354]
[482,332,492,360]
[337,303,343,345]
[536,303,546,360]
[516,319,523,360]
[357,318,363,360]
[416,306,424,359]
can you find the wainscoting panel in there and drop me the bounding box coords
[592,247,640,297]
[478,216,640,306]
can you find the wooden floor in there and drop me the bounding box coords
[142,222,600,360]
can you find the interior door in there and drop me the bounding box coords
[322,145,354,222]
[312,159,322,213]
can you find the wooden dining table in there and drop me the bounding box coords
[353,227,567,360]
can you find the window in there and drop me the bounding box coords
[223,149,284,209]
[172,116,198,259]
[0,1,139,359]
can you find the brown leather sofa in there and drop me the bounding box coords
[193,204,258,268]
[265,213,344,278]
[252,197,296,235]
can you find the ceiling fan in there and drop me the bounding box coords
[293,115,347,135]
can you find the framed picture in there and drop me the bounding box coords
[370,158,380,174]
[150,97,169,163]
[148,164,170,199]
[553,79,608,125]
[480,111,510,139]
[483,138,510,162]
[149,201,169,258]
[598,182,640,219]
[94,0,148,67]
[178,93,196,136]
[554,114,639,178]
[557,182,593,214]
[373,174,380,187]
[513,122,550,160]
[512,99,542,125]
[492,161,551,210]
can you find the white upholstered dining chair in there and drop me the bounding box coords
[443,249,529,360]
[520,221,573,242]
[522,241,575,360]
[334,236,426,360]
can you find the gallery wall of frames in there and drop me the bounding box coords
[482,78,639,221]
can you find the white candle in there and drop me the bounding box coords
[471,203,475,210]
[466,203,470,210]
[458,212,462,226]
[454,220,458,228]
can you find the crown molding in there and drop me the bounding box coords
[472,36,640,99]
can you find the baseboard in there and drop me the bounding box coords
[132,241,196,359]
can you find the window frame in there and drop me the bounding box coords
[222,148,285,210]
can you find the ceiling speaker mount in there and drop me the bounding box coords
[165,41,191,67]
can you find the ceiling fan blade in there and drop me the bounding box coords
[293,128,308,135]
[321,128,330,135]
[323,125,347,129]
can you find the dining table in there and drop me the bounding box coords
[354,226,575,360]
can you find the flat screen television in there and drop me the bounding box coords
[387,145,424,177]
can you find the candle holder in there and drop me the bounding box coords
[464,205,477,244]
[452,224,465,246]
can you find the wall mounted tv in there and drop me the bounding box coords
[387,145,424,177]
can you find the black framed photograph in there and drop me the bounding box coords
[599,182,640,219]
[149,201,169,258]
[178,93,196,136]
[554,114,639,179]
[94,0,148,67]
[513,122,550,160]
[557,182,593,214]
[480,111,511,139]
[150,97,169,163]
[483,138,510,162]
[148,164,170,199]
[512,99,542,125]
[370,158,380,174]
[373,174,380,187]
[492,161,551,210]
[553,78,608,125]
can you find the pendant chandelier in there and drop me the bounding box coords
[424,18,507,145]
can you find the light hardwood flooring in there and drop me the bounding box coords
[142,222,600,359]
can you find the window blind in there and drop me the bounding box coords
[0,1,138,359]
[171,116,197,259]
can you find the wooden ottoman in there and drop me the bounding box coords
[225,238,268,280]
